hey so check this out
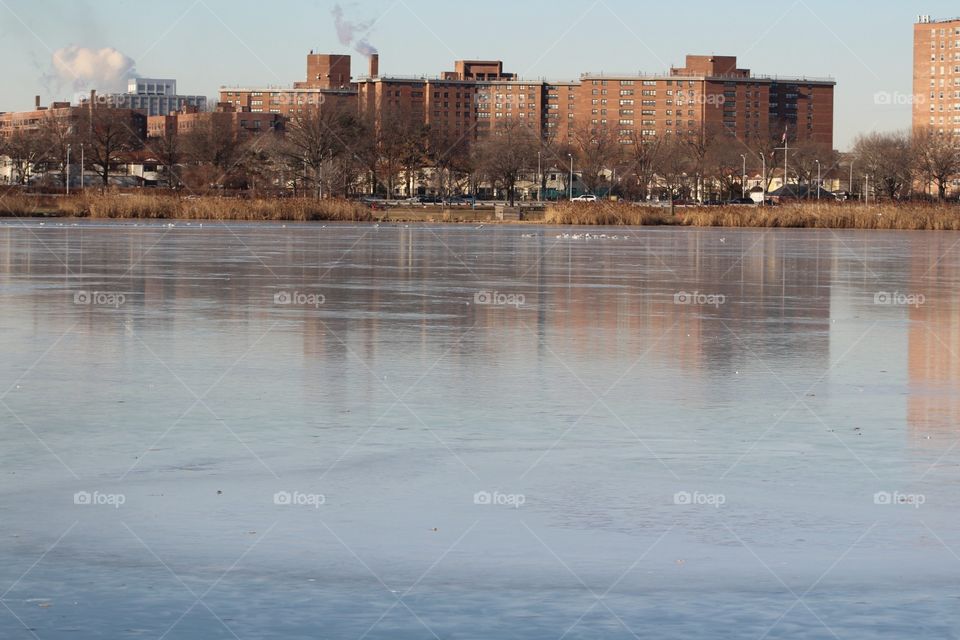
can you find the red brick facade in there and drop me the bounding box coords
[913,15,960,133]
[219,52,835,150]
[146,104,283,139]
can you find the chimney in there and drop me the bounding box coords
[35,95,41,110]
[90,89,97,110]
[369,53,379,78]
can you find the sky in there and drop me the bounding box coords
[0,0,951,150]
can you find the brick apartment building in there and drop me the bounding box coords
[220,52,359,119]
[577,55,834,146]
[0,97,74,138]
[0,94,146,141]
[220,52,835,149]
[913,14,960,133]
[147,103,283,139]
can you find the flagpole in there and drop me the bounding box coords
[784,129,788,196]
[775,128,791,200]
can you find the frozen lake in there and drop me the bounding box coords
[1,220,959,638]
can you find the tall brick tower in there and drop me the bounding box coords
[297,53,352,90]
[913,15,960,132]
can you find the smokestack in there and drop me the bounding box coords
[369,53,379,78]
[90,89,97,110]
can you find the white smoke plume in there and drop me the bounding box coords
[46,45,137,96]
[355,39,377,57]
[331,4,378,57]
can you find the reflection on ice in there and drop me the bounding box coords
[1,221,959,638]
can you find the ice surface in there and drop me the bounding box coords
[1,220,959,638]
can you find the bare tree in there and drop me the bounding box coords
[147,129,184,190]
[474,120,539,206]
[572,123,620,195]
[623,133,662,201]
[427,126,471,199]
[745,130,783,195]
[704,141,746,200]
[182,115,247,189]
[76,108,145,189]
[1,131,46,185]
[365,107,426,199]
[792,142,834,199]
[539,138,576,200]
[284,104,364,198]
[659,135,694,200]
[37,110,75,187]
[853,131,914,200]
[913,127,960,200]
[678,124,723,201]
[352,112,380,197]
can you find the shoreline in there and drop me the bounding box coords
[2,194,959,231]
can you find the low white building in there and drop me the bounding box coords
[81,78,207,116]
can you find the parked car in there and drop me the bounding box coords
[571,194,599,202]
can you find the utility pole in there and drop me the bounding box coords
[815,159,821,201]
[568,153,573,200]
[848,160,854,201]
[66,145,71,196]
[740,154,746,199]
[775,137,791,200]
[760,153,766,206]
[537,151,541,203]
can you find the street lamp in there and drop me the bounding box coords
[568,153,573,200]
[760,153,766,206]
[537,151,542,203]
[848,159,854,200]
[66,144,71,196]
[80,143,84,193]
[814,159,821,201]
[740,154,746,199]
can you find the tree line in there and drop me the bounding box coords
[2,104,958,202]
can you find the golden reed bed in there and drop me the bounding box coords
[2,194,960,230]
[0,194,374,222]
[545,201,960,231]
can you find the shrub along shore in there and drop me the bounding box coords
[2,194,960,230]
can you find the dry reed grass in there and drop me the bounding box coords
[3,194,959,230]
[0,193,372,222]
[546,201,960,231]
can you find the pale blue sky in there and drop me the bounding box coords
[0,0,951,149]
